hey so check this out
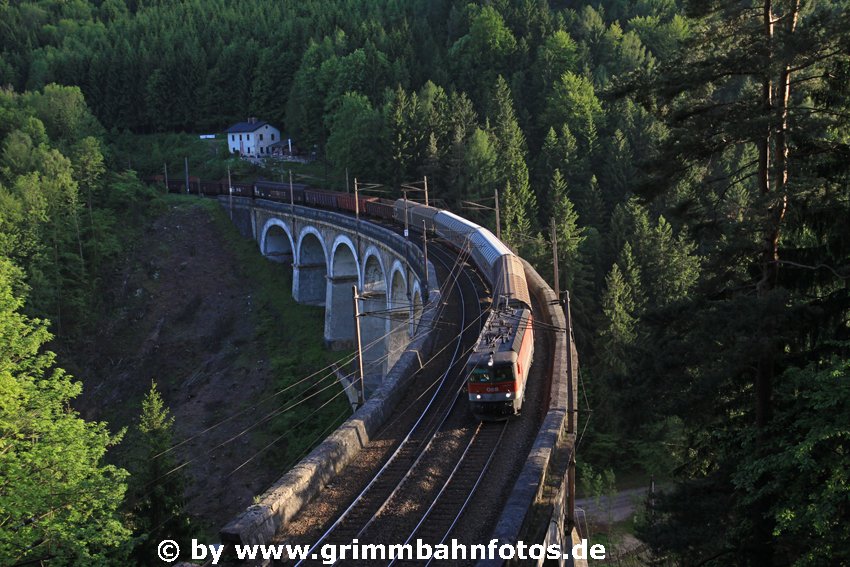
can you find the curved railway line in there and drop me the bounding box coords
[256,236,554,567]
[275,241,492,566]
[192,192,560,567]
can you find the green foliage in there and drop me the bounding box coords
[598,263,636,377]
[1,2,847,563]
[548,169,586,293]
[542,71,602,150]
[627,0,850,561]
[449,4,518,108]
[130,382,192,566]
[0,258,129,565]
[325,92,385,180]
[733,358,850,565]
[490,76,537,251]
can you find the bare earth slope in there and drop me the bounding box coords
[66,199,336,535]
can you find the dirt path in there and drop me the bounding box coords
[576,487,649,525]
[576,487,652,560]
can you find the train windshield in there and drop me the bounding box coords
[492,364,513,383]
[470,367,491,382]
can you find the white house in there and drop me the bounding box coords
[225,118,281,157]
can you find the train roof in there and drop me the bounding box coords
[434,210,481,238]
[469,229,512,271]
[493,254,531,309]
[467,307,531,366]
[394,199,440,224]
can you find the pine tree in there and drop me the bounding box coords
[132,382,192,565]
[598,263,636,377]
[490,75,537,243]
[499,180,532,252]
[549,169,585,292]
[630,0,850,561]
[617,242,645,315]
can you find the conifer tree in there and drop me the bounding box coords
[549,169,585,292]
[617,242,645,315]
[630,0,850,561]
[490,75,537,243]
[598,263,636,377]
[132,382,192,566]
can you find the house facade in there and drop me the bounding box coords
[225,118,281,157]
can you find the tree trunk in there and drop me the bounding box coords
[752,2,780,564]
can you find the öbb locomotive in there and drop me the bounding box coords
[155,177,534,419]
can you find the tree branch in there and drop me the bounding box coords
[773,259,849,280]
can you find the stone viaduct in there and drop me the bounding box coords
[220,195,579,565]
[225,197,429,393]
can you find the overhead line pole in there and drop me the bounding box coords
[289,169,295,213]
[352,285,365,408]
[564,291,576,531]
[422,220,429,303]
[551,218,560,299]
[423,175,429,207]
[227,166,233,220]
[495,188,501,240]
[403,190,409,239]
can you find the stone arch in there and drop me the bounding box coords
[361,246,388,294]
[360,247,388,381]
[387,261,410,369]
[325,235,360,349]
[293,226,328,305]
[330,235,359,280]
[260,218,295,265]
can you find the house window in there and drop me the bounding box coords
[271,133,275,141]
[260,133,264,141]
[239,134,242,141]
[231,135,235,141]
[260,147,264,154]
[247,134,251,140]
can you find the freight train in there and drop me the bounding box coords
[152,177,534,419]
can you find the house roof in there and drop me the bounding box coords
[225,121,271,133]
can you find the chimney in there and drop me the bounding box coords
[248,117,257,124]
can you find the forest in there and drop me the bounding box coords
[1,0,849,565]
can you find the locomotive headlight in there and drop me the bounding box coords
[476,395,481,399]
[505,392,511,398]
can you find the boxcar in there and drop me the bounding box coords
[366,198,395,221]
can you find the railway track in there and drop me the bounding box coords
[385,420,508,567]
[272,246,505,567]
[270,241,491,566]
